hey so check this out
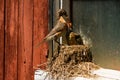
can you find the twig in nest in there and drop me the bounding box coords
[37,62,48,67]
[46,45,99,80]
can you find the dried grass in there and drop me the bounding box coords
[46,45,100,80]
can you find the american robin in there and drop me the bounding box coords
[56,9,72,30]
[56,9,68,20]
[56,9,72,44]
[68,31,83,45]
[36,9,72,47]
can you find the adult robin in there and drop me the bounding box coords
[36,9,72,47]
[56,9,72,30]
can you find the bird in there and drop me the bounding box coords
[56,9,68,20]
[36,9,72,47]
[68,31,84,45]
[56,9,72,30]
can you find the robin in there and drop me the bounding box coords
[36,9,72,47]
[56,9,68,19]
[56,9,72,30]
[68,31,83,45]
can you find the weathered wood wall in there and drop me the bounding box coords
[0,0,49,80]
[0,0,4,80]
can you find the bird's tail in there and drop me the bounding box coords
[35,38,46,48]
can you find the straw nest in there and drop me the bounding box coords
[47,45,100,80]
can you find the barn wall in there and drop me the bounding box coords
[0,0,49,80]
[17,0,34,80]
[0,0,5,80]
[33,0,49,69]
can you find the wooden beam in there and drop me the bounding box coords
[33,0,48,69]
[4,0,18,80]
[0,0,5,80]
[18,0,34,80]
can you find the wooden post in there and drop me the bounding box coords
[0,0,49,80]
[33,0,49,69]
[0,0,5,80]
[5,0,18,80]
[18,0,34,80]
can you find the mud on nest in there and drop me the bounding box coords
[47,45,100,80]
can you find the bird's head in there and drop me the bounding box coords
[57,9,73,31]
[56,9,68,19]
[59,15,73,31]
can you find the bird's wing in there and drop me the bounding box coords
[45,21,66,39]
[35,20,67,47]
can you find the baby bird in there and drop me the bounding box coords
[68,31,83,45]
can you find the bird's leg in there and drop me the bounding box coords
[54,37,61,46]
[55,40,60,45]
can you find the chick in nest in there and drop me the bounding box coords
[68,31,84,45]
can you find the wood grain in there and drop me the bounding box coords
[0,0,49,80]
[33,0,48,69]
[0,0,4,80]
[18,0,34,80]
[5,0,18,80]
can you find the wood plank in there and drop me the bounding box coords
[18,0,33,80]
[23,0,33,79]
[0,0,4,80]
[17,0,26,80]
[4,0,18,80]
[33,0,48,69]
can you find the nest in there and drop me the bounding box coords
[47,45,100,80]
